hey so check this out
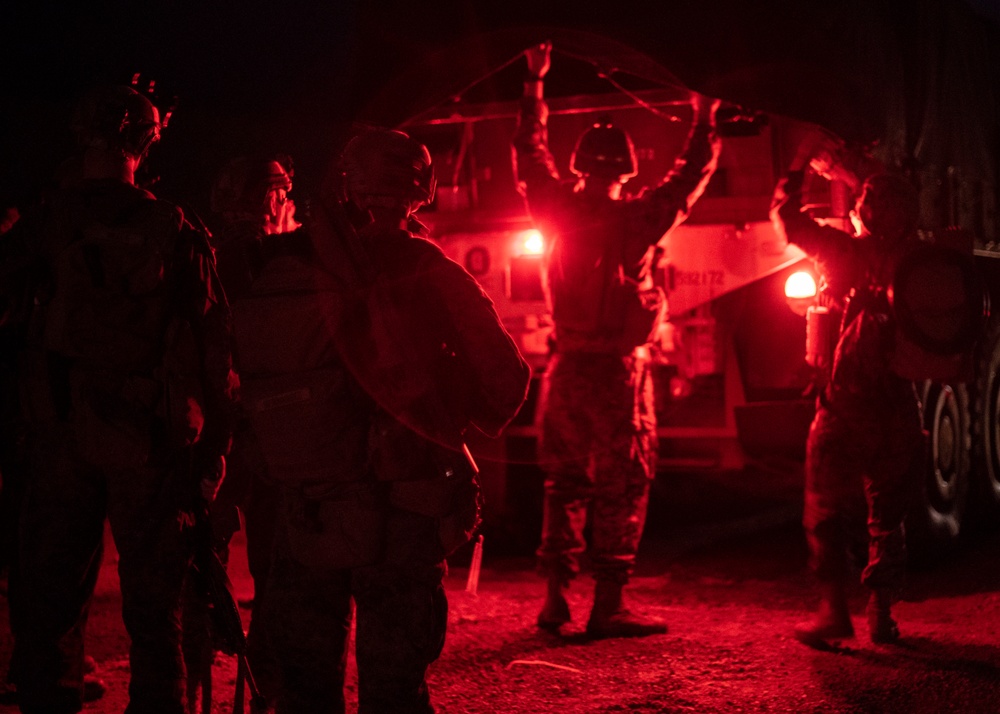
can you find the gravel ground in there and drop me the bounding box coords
[3,466,1000,713]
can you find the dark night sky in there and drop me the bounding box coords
[1,0,486,208]
[2,0,997,217]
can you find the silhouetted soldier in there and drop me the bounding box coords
[232,127,529,712]
[2,85,237,713]
[512,42,721,638]
[182,154,301,709]
[772,165,926,648]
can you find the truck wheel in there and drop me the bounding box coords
[971,318,1000,519]
[907,382,970,558]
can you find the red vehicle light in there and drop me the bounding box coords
[784,271,817,299]
[516,229,544,256]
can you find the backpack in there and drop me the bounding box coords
[42,191,183,371]
[228,231,373,485]
[32,186,200,467]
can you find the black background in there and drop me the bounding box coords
[2,0,997,222]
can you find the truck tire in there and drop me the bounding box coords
[907,381,971,558]
[971,318,1000,520]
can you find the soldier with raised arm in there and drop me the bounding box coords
[513,42,721,638]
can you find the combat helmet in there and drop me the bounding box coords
[339,128,436,214]
[854,172,919,242]
[570,115,638,181]
[70,85,161,161]
[211,155,294,218]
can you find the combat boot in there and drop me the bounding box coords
[585,580,667,639]
[537,575,571,632]
[793,582,854,649]
[866,589,900,644]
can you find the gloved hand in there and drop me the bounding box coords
[199,454,227,505]
[691,93,721,125]
[769,170,806,245]
[525,41,551,79]
[791,128,843,172]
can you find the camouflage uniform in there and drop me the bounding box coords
[234,221,529,713]
[5,178,237,714]
[513,95,720,585]
[774,172,924,595]
[266,504,448,714]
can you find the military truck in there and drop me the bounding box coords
[365,1,998,552]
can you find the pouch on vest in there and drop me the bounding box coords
[620,284,666,353]
[241,367,369,484]
[389,473,483,558]
[283,481,385,569]
[379,422,484,557]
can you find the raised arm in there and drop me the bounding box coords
[632,93,722,241]
[512,42,562,209]
[770,169,860,300]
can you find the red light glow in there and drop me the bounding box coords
[518,229,544,256]
[784,271,817,299]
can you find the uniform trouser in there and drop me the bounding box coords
[242,476,281,700]
[14,422,193,714]
[183,420,281,702]
[265,506,447,714]
[536,352,657,585]
[803,393,924,593]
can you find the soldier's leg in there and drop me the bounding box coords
[244,475,282,700]
[263,515,353,714]
[795,407,870,647]
[862,397,925,643]
[535,356,594,628]
[105,457,194,714]
[353,509,446,714]
[14,426,105,713]
[586,357,663,638]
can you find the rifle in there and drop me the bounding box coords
[189,505,268,714]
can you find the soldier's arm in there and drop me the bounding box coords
[512,43,563,213]
[771,170,860,296]
[428,251,531,437]
[176,222,239,462]
[633,94,722,241]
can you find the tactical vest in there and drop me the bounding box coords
[228,231,373,485]
[41,189,184,371]
[545,197,665,354]
[27,184,206,467]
